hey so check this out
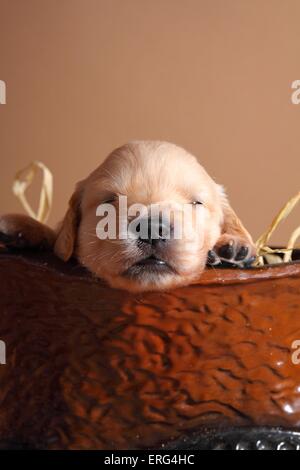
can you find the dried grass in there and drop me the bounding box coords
[254,191,300,266]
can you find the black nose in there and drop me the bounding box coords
[138,215,171,246]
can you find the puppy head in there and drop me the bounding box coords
[55,141,225,292]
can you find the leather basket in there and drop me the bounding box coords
[0,249,299,450]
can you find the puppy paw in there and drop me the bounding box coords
[0,214,55,250]
[208,234,256,267]
[0,230,29,248]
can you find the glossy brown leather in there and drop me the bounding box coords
[0,251,300,449]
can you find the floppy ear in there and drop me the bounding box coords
[54,185,82,261]
[218,185,253,241]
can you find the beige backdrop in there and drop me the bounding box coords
[0,0,300,244]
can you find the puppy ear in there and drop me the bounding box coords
[218,185,252,241]
[54,185,82,261]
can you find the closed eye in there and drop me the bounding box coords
[191,200,203,205]
[102,194,117,204]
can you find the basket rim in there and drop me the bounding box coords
[1,248,300,288]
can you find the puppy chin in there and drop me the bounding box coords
[103,271,200,293]
[78,244,208,292]
[97,256,206,292]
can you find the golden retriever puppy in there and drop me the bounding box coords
[0,141,255,292]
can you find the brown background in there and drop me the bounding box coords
[0,0,299,244]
